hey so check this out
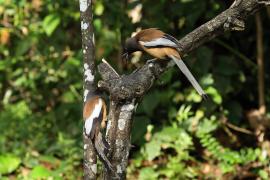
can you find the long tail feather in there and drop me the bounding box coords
[169,55,207,98]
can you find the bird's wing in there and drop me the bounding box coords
[163,34,181,48]
[139,34,180,48]
[84,98,103,139]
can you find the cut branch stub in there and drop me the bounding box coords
[98,60,168,101]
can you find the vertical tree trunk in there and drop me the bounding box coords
[79,0,97,179]
[255,12,265,114]
[104,100,136,179]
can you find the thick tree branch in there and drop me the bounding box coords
[97,0,269,179]
[79,0,97,179]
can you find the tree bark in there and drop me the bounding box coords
[79,0,97,179]
[96,0,269,179]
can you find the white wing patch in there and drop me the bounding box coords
[139,38,178,47]
[84,99,102,136]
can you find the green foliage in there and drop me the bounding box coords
[196,123,261,173]
[129,101,270,179]
[1,0,270,179]
[30,166,51,179]
[0,154,21,175]
[42,14,61,36]
[138,167,158,180]
[0,0,83,177]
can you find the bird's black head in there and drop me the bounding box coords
[122,37,141,62]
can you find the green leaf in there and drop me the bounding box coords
[65,57,80,67]
[139,167,158,180]
[94,2,104,15]
[176,105,193,122]
[206,86,222,104]
[144,140,161,161]
[42,14,61,36]
[61,91,76,102]
[30,166,51,179]
[94,19,102,32]
[15,37,32,56]
[0,60,9,71]
[155,127,180,141]
[201,74,214,86]
[0,154,21,175]
[186,90,202,103]
[219,162,235,173]
[258,170,269,180]
[197,117,218,135]
[165,158,185,177]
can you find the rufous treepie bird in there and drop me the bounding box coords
[122,28,207,99]
[83,96,116,175]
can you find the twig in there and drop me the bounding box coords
[221,115,254,135]
[226,121,254,135]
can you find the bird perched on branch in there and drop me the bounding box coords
[122,28,207,99]
[83,96,116,175]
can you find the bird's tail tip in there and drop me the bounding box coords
[201,93,209,101]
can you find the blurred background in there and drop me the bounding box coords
[0,0,270,179]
